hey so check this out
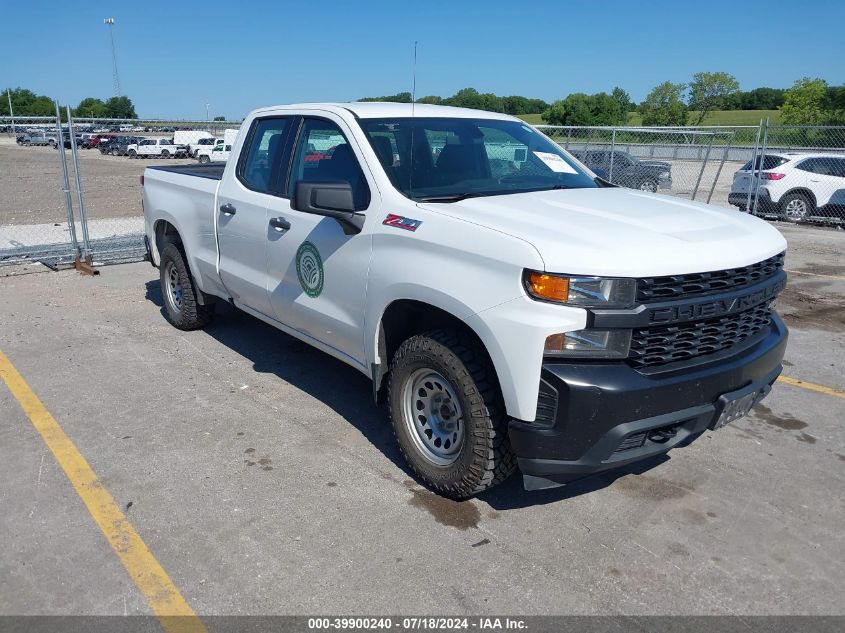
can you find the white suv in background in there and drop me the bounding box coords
[729,152,845,223]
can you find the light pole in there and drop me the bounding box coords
[6,89,14,136]
[205,102,210,122]
[104,18,121,96]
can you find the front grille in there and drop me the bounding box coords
[629,302,773,368]
[637,252,784,303]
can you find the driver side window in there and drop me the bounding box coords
[287,118,370,210]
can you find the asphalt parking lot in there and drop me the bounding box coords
[1,224,843,618]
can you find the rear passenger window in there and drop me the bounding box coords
[239,118,290,193]
[797,157,838,176]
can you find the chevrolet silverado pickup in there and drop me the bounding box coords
[142,103,788,498]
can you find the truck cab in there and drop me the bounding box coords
[142,103,788,498]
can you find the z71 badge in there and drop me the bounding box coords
[383,214,422,232]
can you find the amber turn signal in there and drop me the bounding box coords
[526,272,570,302]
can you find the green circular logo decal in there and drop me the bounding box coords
[296,241,324,298]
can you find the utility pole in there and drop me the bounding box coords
[205,102,210,122]
[104,18,121,96]
[6,89,14,136]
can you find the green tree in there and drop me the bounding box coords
[780,78,829,125]
[213,115,226,121]
[542,92,626,126]
[639,81,687,126]
[415,95,443,105]
[358,92,412,103]
[688,72,739,124]
[74,97,110,118]
[611,86,633,113]
[104,96,137,119]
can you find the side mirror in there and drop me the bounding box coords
[292,181,365,235]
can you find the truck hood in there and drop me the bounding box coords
[419,187,787,277]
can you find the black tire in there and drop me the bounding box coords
[158,243,214,330]
[638,179,658,193]
[199,155,210,164]
[162,150,170,158]
[779,192,813,223]
[112,148,119,156]
[128,150,137,158]
[387,329,516,499]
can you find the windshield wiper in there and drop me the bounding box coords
[417,192,481,203]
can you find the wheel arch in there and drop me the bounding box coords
[780,187,817,207]
[372,299,503,406]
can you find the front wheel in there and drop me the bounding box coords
[198,155,210,164]
[159,243,214,330]
[161,150,170,158]
[638,179,658,193]
[128,150,137,158]
[388,329,516,499]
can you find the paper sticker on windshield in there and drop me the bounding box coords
[533,151,577,174]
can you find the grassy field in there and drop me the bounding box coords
[518,109,781,127]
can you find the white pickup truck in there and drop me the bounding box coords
[128,138,188,159]
[142,102,788,498]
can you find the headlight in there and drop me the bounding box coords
[524,271,636,307]
[544,329,631,358]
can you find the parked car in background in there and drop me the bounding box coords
[21,131,52,146]
[196,141,232,163]
[100,136,140,156]
[191,137,218,157]
[573,150,672,192]
[728,153,845,223]
[127,138,187,158]
[174,130,215,158]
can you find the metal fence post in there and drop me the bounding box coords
[54,101,80,259]
[65,106,96,274]
[744,120,763,213]
[691,132,715,200]
[707,131,734,204]
[750,118,770,216]
[608,129,617,183]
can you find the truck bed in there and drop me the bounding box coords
[146,162,226,180]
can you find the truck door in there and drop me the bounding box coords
[264,115,374,367]
[216,116,294,317]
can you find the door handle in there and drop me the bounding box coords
[220,203,236,215]
[269,216,291,231]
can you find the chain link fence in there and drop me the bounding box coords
[0,114,241,268]
[2,116,843,270]
[734,124,845,225]
[0,114,82,268]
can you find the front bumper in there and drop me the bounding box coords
[510,314,788,489]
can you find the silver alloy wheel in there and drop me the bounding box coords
[402,369,465,466]
[639,180,657,192]
[164,261,183,313]
[785,198,808,221]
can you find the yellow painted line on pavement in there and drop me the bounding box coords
[784,269,845,281]
[0,349,207,633]
[777,375,845,399]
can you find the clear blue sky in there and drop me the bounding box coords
[3,0,844,120]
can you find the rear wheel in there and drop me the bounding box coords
[199,155,210,164]
[780,192,813,223]
[159,244,214,330]
[388,329,516,499]
[162,150,170,158]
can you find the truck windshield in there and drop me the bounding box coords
[359,117,597,201]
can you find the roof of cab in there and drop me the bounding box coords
[251,102,519,121]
